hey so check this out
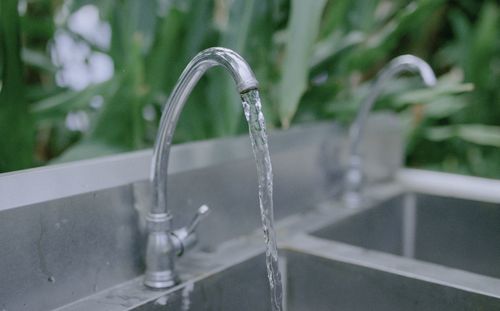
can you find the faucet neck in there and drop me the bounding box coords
[150,47,258,216]
[348,54,436,159]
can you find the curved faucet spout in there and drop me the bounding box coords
[344,55,436,208]
[349,55,436,157]
[151,47,258,216]
[145,47,259,289]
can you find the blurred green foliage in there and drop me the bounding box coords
[0,0,499,177]
[0,0,34,171]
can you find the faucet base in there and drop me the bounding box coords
[144,213,178,289]
[343,191,363,209]
[144,270,179,289]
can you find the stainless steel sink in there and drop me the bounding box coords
[85,244,500,311]
[25,189,500,311]
[313,193,500,279]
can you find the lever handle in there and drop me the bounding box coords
[171,205,211,256]
[187,205,211,234]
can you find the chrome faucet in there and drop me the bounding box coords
[344,55,436,208]
[145,47,259,289]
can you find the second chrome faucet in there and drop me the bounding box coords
[343,55,437,208]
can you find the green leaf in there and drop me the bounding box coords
[423,96,467,119]
[31,80,116,120]
[0,0,34,172]
[21,48,58,72]
[311,31,365,68]
[426,125,500,147]
[395,82,474,105]
[458,125,500,147]
[278,0,327,127]
[467,2,499,91]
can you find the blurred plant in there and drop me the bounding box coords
[0,0,498,177]
[0,0,35,171]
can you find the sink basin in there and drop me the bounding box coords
[128,249,500,311]
[54,190,500,311]
[313,193,500,279]
[285,250,500,311]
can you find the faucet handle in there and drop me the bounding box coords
[187,204,211,234]
[171,205,211,256]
